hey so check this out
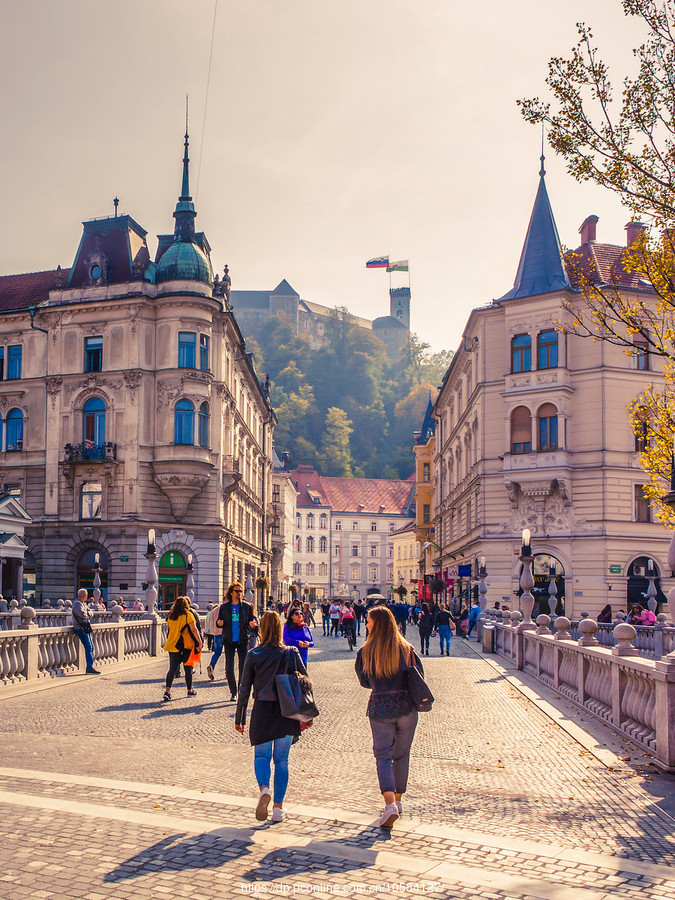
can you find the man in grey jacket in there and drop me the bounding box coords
[72,588,100,674]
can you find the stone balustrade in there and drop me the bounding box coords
[478,608,675,772]
[0,615,166,684]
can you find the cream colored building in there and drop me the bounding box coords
[433,167,667,618]
[0,132,273,606]
[271,457,298,604]
[391,520,420,598]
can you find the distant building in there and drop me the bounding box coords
[412,396,436,596]
[230,281,410,356]
[288,465,414,599]
[271,453,298,605]
[391,520,420,600]
[432,161,667,618]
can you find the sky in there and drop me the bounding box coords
[1,0,643,352]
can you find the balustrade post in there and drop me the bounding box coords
[578,617,599,647]
[654,658,675,770]
[111,605,124,662]
[553,616,574,641]
[612,622,640,657]
[518,530,536,628]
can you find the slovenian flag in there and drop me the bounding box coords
[387,260,409,272]
[366,256,389,269]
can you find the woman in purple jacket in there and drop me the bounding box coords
[282,608,315,666]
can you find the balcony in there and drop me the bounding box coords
[64,442,117,462]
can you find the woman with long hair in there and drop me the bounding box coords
[163,595,202,702]
[416,602,433,656]
[235,611,307,823]
[355,605,423,829]
[283,607,314,667]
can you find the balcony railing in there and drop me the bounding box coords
[64,442,117,462]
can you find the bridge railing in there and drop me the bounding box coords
[478,608,675,772]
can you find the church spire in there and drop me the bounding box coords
[498,154,571,301]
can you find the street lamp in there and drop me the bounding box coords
[186,553,195,604]
[519,528,536,627]
[478,556,488,610]
[93,552,101,608]
[144,528,159,618]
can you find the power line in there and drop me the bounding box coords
[196,0,219,201]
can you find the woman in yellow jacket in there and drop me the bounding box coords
[163,595,202,702]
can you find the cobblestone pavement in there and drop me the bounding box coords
[0,630,673,899]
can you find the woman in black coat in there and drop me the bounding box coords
[416,602,434,656]
[235,611,306,824]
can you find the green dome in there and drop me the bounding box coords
[155,239,213,286]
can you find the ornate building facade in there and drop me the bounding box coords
[433,163,668,618]
[0,131,274,606]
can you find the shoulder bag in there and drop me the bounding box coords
[80,619,93,635]
[275,649,320,722]
[406,648,434,712]
[175,616,194,652]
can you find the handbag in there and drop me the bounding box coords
[175,616,194,653]
[275,649,320,722]
[406,649,434,712]
[80,620,93,635]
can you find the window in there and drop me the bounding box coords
[635,416,649,452]
[397,545,402,559]
[84,336,103,373]
[388,545,393,558]
[6,346,22,380]
[389,523,395,532]
[198,402,209,447]
[5,409,23,452]
[293,563,301,575]
[319,514,327,529]
[80,481,102,520]
[296,513,302,528]
[370,544,377,557]
[511,334,531,373]
[351,544,359,557]
[335,546,340,556]
[370,522,377,532]
[335,521,342,531]
[295,535,301,551]
[174,399,195,444]
[306,536,314,553]
[635,485,652,522]
[537,330,558,369]
[306,563,314,576]
[199,334,210,371]
[319,563,327,576]
[83,397,106,445]
[369,566,378,582]
[351,564,360,581]
[272,484,280,503]
[306,514,314,529]
[319,536,327,553]
[632,334,650,371]
[423,462,430,483]
[178,332,196,368]
[538,403,558,451]
[423,504,431,524]
[466,500,472,531]
[510,406,531,454]
[352,521,358,531]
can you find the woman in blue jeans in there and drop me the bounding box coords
[355,605,422,829]
[434,602,454,656]
[235,611,307,823]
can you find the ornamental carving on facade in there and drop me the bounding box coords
[127,305,141,336]
[152,472,210,522]
[46,376,62,410]
[123,370,142,403]
[156,379,183,411]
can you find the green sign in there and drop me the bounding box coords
[120,555,129,562]
[609,565,622,574]
[159,574,185,583]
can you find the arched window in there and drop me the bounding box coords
[538,403,558,451]
[198,402,209,447]
[319,536,327,553]
[5,408,23,452]
[174,399,195,445]
[511,406,531,454]
[319,513,327,530]
[83,397,105,446]
[306,513,314,529]
[538,329,558,369]
[306,536,314,553]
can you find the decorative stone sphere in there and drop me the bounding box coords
[9,599,18,609]
[580,610,590,618]
[614,622,637,642]
[110,604,124,617]
[20,606,36,624]
[579,618,598,637]
[535,614,551,634]
[510,610,522,625]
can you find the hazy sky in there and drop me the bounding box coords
[2,1,641,351]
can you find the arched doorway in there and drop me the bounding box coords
[23,551,36,604]
[529,554,565,617]
[627,557,666,611]
[158,550,187,610]
[77,549,109,602]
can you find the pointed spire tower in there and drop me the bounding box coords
[497,152,571,301]
[155,109,213,287]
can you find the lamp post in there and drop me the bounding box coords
[519,528,536,627]
[186,553,195,604]
[646,558,658,614]
[144,528,159,618]
[478,556,488,610]
[93,552,102,608]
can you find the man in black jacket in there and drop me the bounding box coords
[216,583,257,701]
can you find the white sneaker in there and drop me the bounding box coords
[272,806,284,822]
[379,803,399,829]
[395,799,403,816]
[255,788,271,821]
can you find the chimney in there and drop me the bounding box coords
[625,221,647,248]
[579,215,598,244]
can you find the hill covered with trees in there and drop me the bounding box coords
[246,308,452,479]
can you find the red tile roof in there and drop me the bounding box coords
[567,243,647,291]
[289,466,414,514]
[0,269,69,312]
